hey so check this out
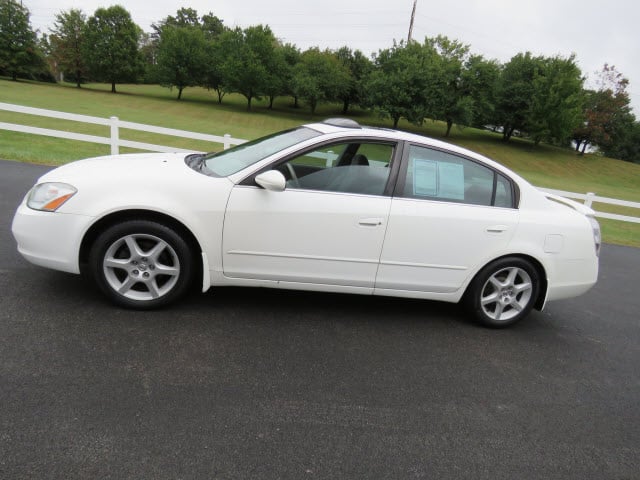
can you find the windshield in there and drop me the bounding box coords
[202,127,320,176]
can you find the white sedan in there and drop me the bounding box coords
[12,119,600,327]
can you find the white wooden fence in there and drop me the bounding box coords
[1,102,638,224]
[0,102,245,154]
[537,188,639,224]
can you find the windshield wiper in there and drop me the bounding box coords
[185,153,208,171]
[185,153,218,175]
[185,153,204,166]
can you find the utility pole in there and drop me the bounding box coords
[407,0,417,43]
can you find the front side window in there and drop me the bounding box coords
[275,142,395,196]
[399,145,515,208]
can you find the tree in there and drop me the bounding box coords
[603,120,640,163]
[150,8,226,97]
[83,6,143,93]
[218,25,277,110]
[151,9,224,45]
[494,52,541,141]
[335,46,373,114]
[291,48,350,115]
[162,7,200,28]
[461,54,500,128]
[527,55,583,145]
[156,25,207,99]
[201,13,224,39]
[139,31,160,83]
[364,41,441,128]
[280,43,301,107]
[429,35,471,136]
[365,44,414,128]
[0,0,42,81]
[263,46,290,109]
[573,65,634,155]
[49,8,86,87]
[203,39,228,103]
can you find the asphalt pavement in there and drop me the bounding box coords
[1,159,638,479]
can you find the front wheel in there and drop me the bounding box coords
[89,220,195,309]
[465,257,540,328]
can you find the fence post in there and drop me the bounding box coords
[110,116,119,155]
[326,150,335,167]
[223,133,231,150]
[585,192,595,208]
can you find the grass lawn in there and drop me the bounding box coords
[1,78,638,247]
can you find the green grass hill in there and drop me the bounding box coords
[1,79,638,247]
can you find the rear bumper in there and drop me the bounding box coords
[545,257,599,302]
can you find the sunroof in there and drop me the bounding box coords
[321,118,362,129]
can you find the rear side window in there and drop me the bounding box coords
[398,145,516,208]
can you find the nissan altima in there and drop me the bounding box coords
[12,119,600,327]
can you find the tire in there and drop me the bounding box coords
[465,257,540,328]
[89,220,195,309]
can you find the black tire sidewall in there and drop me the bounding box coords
[465,257,540,328]
[89,220,194,309]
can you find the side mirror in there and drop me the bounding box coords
[255,170,286,192]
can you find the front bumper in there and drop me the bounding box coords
[11,204,94,274]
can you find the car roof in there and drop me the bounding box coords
[305,120,498,166]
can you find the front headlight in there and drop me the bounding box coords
[587,215,601,257]
[27,182,77,212]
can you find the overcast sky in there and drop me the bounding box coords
[24,0,640,114]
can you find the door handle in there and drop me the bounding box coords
[486,225,508,233]
[359,218,383,226]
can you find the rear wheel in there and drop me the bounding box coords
[465,257,540,328]
[89,220,194,309]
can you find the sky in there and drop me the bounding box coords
[24,0,640,114]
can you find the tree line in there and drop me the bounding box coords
[0,0,638,162]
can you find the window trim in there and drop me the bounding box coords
[393,142,520,209]
[239,137,404,198]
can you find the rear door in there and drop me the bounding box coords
[376,144,520,294]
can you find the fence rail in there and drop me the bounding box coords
[1,102,638,224]
[538,188,640,224]
[0,102,245,154]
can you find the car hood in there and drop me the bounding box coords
[33,152,235,218]
[37,152,200,185]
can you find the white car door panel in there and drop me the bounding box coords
[223,187,391,288]
[376,143,520,294]
[376,199,519,292]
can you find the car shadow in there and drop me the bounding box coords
[190,285,474,327]
[36,270,551,333]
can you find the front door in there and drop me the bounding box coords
[222,141,398,288]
